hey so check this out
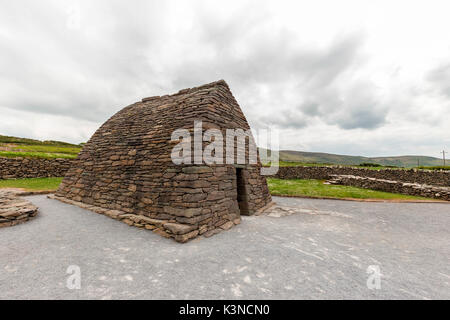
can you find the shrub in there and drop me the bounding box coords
[358,163,382,167]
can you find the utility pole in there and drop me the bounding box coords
[441,150,448,166]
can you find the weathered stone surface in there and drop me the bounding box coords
[219,221,234,230]
[207,191,225,201]
[203,228,221,238]
[198,224,208,234]
[52,80,272,242]
[134,216,165,227]
[182,166,213,174]
[153,228,171,238]
[174,230,199,243]
[163,206,203,218]
[0,189,38,228]
[163,222,197,235]
[183,193,207,202]
[104,210,122,218]
[122,219,134,226]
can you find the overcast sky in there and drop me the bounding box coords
[1,0,449,157]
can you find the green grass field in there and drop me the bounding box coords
[0,134,82,159]
[0,151,78,159]
[10,144,81,154]
[0,135,77,146]
[0,176,431,201]
[267,178,430,200]
[0,177,63,191]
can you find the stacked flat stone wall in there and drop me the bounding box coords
[0,157,74,179]
[329,175,450,201]
[272,166,450,187]
[0,189,38,227]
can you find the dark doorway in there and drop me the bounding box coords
[236,168,249,215]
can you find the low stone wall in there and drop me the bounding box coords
[49,194,274,242]
[0,189,38,227]
[329,175,450,201]
[272,166,450,187]
[49,194,242,242]
[0,157,74,179]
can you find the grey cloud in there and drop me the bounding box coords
[0,0,444,155]
[301,101,321,117]
[337,108,386,130]
[427,63,450,97]
[257,110,309,130]
[170,20,366,91]
[302,81,388,130]
[0,0,166,122]
[162,13,378,130]
[0,0,379,132]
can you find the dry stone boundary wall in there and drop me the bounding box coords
[328,175,450,201]
[272,166,450,187]
[0,157,74,179]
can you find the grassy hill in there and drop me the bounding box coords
[0,134,82,159]
[0,133,444,168]
[261,149,444,168]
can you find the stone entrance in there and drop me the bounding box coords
[235,167,249,215]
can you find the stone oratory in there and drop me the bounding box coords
[53,80,273,242]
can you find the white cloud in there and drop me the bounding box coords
[0,0,449,157]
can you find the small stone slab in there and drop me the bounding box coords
[0,189,38,228]
[163,222,197,235]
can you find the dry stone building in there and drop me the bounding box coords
[53,80,272,242]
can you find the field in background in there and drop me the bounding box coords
[263,161,407,170]
[0,176,432,201]
[262,161,450,171]
[0,134,82,159]
[267,178,430,201]
[0,177,63,191]
[417,165,450,171]
[259,148,444,168]
[0,134,445,169]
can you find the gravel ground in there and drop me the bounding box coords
[0,195,449,299]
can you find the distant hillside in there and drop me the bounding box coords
[261,149,443,168]
[0,134,80,147]
[0,134,82,159]
[0,134,443,167]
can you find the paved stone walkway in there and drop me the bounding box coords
[0,195,449,299]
